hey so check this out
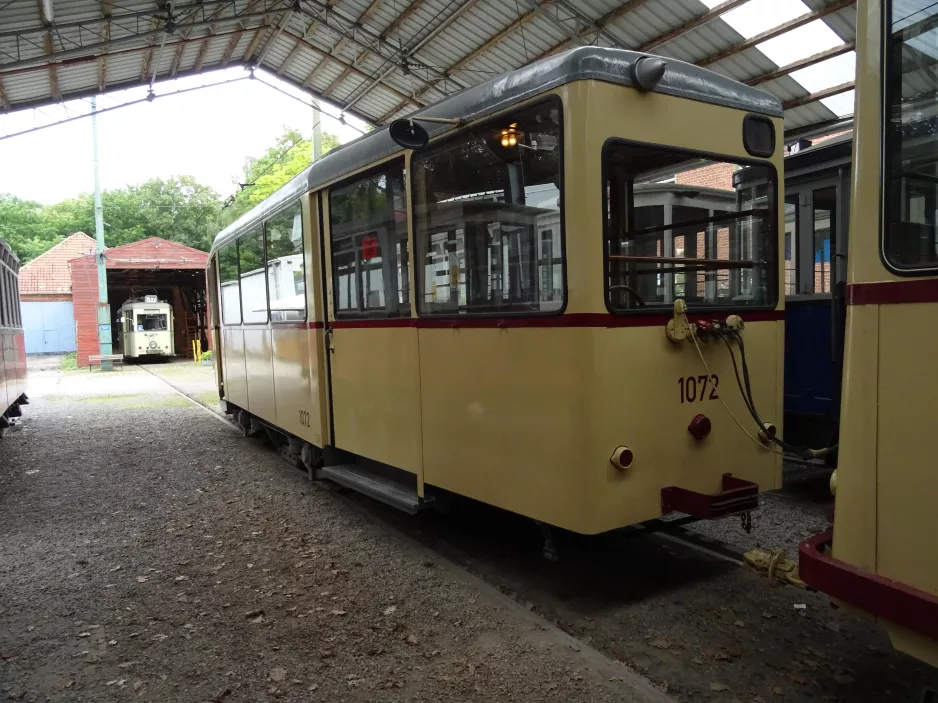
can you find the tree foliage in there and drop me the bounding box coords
[0,177,223,262]
[224,128,340,223]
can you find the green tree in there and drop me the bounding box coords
[0,176,224,262]
[0,194,57,262]
[224,128,340,223]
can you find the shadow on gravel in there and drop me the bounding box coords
[342,483,938,703]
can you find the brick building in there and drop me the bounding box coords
[67,238,210,367]
[19,232,97,354]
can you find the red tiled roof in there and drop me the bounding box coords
[19,232,98,296]
[68,237,209,269]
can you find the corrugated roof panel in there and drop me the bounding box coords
[0,0,859,129]
[785,100,839,129]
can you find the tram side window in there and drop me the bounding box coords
[412,99,563,315]
[239,228,268,324]
[266,201,306,322]
[0,269,6,327]
[329,163,409,318]
[2,270,10,326]
[884,3,938,271]
[218,242,241,324]
[603,140,777,311]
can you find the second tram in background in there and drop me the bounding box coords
[117,296,175,359]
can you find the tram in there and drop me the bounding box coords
[0,237,28,432]
[209,46,787,539]
[799,0,938,668]
[738,133,853,459]
[117,296,175,359]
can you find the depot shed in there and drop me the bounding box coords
[19,232,97,355]
[69,238,209,367]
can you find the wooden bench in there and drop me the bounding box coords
[88,354,124,371]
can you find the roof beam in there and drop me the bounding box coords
[2,2,288,73]
[169,38,186,75]
[277,40,304,75]
[637,0,749,53]
[747,42,855,86]
[280,27,422,107]
[378,0,427,41]
[530,0,650,61]
[698,0,856,67]
[277,20,319,76]
[243,25,268,61]
[301,56,332,88]
[43,31,61,100]
[38,0,61,101]
[338,0,484,114]
[295,0,472,116]
[783,80,854,110]
[357,0,385,27]
[193,3,231,72]
[253,1,295,68]
[322,64,355,98]
[375,101,404,124]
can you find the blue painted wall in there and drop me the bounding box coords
[22,301,77,354]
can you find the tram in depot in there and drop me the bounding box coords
[799,0,938,668]
[208,46,789,541]
[0,237,28,433]
[117,296,175,359]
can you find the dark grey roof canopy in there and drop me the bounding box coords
[211,46,781,252]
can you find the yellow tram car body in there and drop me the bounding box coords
[799,0,938,668]
[209,47,786,535]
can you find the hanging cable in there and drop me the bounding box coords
[687,329,784,455]
[683,311,836,459]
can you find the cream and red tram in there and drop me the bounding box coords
[208,47,786,538]
[799,0,938,668]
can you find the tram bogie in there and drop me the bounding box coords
[209,47,786,537]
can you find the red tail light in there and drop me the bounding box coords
[688,414,711,441]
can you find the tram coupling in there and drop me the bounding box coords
[665,298,744,344]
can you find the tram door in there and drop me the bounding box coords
[320,162,424,486]
[783,174,850,449]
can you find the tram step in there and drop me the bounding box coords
[319,464,429,515]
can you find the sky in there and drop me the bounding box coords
[0,67,368,204]
[0,0,855,205]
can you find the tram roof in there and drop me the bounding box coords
[210,45,781,252]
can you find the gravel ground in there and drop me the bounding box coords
[0,365,669,703]
[151,362,938,702]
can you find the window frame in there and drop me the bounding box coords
[238,226,270,325]
[880,0,938,275]
[601,137,780,316]
[410,95,567,319]
[264,198,308,324]
[217,240,242,326]
[328,158,411,320]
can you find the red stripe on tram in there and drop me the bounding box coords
[325,310,784,330]
[847,279,938,306]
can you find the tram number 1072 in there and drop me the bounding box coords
[678,374,719,403]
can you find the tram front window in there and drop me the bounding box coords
[412,98,563,315]
[884,0,938,271]
[603,140,777,311]
[138,313,167,331]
